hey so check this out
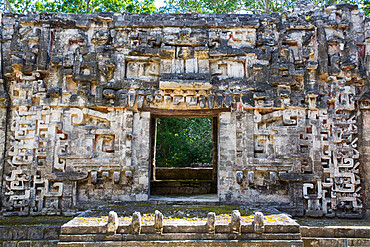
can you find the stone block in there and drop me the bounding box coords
[348,238,370,246]
[11,227,27,240]
[131,212,141,235]
[0,227,12,240]
[206,212,216,234]
[107,211,119,234]
[154,210,163,234]
[253,212,264,234]
[303,238,319,247]
[26,227,43,239]
[231,210,241,234]
[319,238,339,247]
[355,227,370,238]
[43,227,60,240]
[2,242,17,247]
[15,241,31,247]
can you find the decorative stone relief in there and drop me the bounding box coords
[0,2,368,218]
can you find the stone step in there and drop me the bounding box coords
[0,240,59,247]
[59,233,303,242]
[58,240,304,247]
[300,226,370,238]
[302,237,370,247]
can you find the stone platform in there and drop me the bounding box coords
[1,203,370,246]
[58,211,303,246]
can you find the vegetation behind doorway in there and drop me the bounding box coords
[155,118,213,168]
[150,116,218,196]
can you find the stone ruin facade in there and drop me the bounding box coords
[0,1,369,218]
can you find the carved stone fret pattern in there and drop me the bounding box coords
[0,2,368,217]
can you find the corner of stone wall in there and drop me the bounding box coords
[359,98,370,218]
[0,10,2,212]
[0,10,9,213]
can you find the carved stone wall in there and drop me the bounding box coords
[0,2,369,217]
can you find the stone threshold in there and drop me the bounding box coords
[149,194,219,202]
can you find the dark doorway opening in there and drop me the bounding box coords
[149,115,218,196]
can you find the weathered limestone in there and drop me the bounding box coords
[0,1,368,218]
[206,212,216,234]
[107,211,119,234]
[359,97,370,215]
[253,212,265,234]
[154,210,163,234]
[231,210,241,234]
[2,219,370,247]
[58,210,303,246]
[131,212,141,235]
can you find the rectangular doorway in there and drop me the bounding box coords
[149,115,218,196]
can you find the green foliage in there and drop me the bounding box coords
[155,118,213,168]
[92,0,157,13]
[1,0,157,14]
[159,0,242,13]
[243,0,365,14]
[160,0,367,14]
[364,0,370,16]
[2,0,368,15]
[243,0,286,14]
[1,0,31,13]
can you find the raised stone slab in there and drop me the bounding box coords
[58,211,303,246]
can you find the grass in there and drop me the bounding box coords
[90,202,277,219]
